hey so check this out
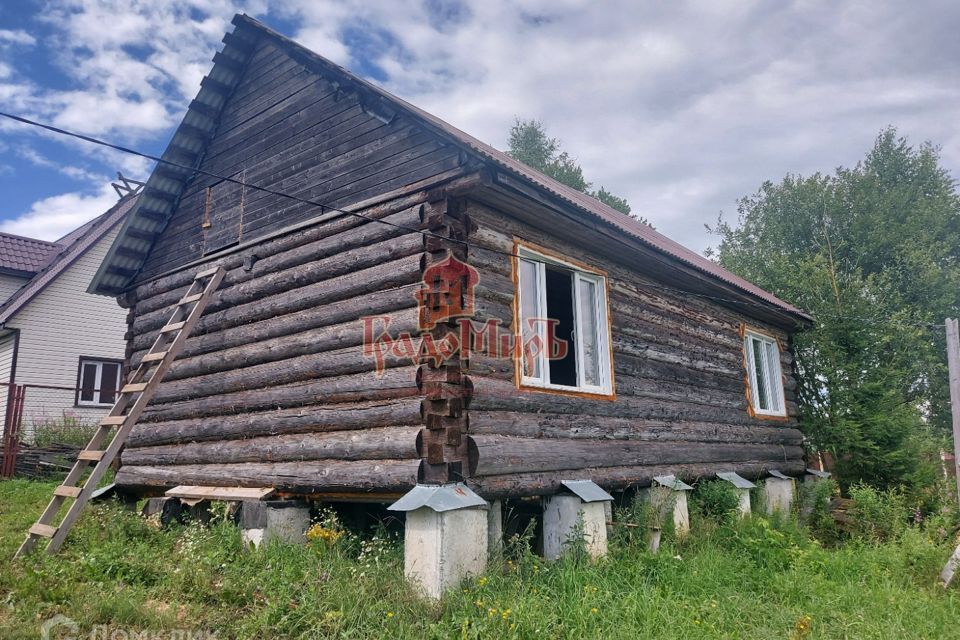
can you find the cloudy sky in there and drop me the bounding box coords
[0,0,957,252]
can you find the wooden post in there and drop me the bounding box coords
[946,318,960,507]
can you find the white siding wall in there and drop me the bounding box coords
[0,273,28,303]
[5,226,127,440]
[0,334,15,438]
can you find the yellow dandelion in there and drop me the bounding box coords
[386,612,394,619]
[590,608,599,614]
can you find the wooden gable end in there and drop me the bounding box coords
[139,37,462,279]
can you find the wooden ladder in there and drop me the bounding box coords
[15,266,226,558]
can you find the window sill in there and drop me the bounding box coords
[518,380,615,401]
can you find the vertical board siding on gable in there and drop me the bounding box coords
[461,201,805,495]
[4,227,128,441]
[138,39,461,280]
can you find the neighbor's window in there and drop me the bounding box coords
[516,245,612,395]
[743,330,785,416]
[77,359,122,407]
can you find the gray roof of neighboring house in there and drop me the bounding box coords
[0,195,137,324]
[89,14,811,324]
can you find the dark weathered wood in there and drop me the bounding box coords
[469,434,803,476]
[122,426,421,466]
[127,397,422,447]
[116,459,420,494]
[470,459,807,499]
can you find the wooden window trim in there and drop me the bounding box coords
[75,356,125,408]
[739,324,788,420]
[511,238,616,400]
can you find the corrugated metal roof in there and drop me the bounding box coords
[653,475,693,491]
[388,483,488,512]
[0,233,61,274]
[768,470,793,480]
[805,468,831,479]
[560,480,613,502]
[716,471,756,490]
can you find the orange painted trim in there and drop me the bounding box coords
[740,322,790,421]
[511,237,616,401]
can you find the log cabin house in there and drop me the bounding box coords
[89,14,812,504]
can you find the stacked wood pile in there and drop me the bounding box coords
[0,443,79,479]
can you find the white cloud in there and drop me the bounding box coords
[0,29,36,46]
[0,183,120,240]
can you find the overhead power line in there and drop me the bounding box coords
[0,111,945,331]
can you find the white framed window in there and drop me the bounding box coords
[743,330,786,416]
[516,245,613,396]
[77,358,122,407]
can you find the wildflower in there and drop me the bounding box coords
[386,612,395,619]
[590,608,599,614]
[478,576,488,586]
[673,554,682,560]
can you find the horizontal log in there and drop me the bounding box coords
[133,197,428,310]
[144,307,421,385]
[122,426,421,466]
[141,367,420,423]
[469,434,803,476]
[116,459,421,494]
[131,257,422,358]
[128,398,422,447]
[132,232,424,338]
[468,376,789,427]
[469,459,808,499]
[468,410,803,445]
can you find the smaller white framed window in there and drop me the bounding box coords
[77,358,122,407]
[743,330,786,416]
[515,244,613,396]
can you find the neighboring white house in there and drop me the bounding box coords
[0,195,136,441]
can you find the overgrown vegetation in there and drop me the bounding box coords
[30,412,103,448]
[710,128,960,494]
[3,479,960,639]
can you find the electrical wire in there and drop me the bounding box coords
[0,111,947,331]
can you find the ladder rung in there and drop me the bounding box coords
[160,321,186,333]
[77,450,105,461]
[54,485,82,498]
[195,266,220,279]
[180,293,203,304]
[100,415,127,426]
[29,524,57,538]
[122,382,149,393]
[141,351,168,363]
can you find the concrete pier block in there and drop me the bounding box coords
[542,480,613,561]
[239,500,310,548]
[716,472,757,519]
[764,471,796,515]
[643,475,693,537]
[389,483,489,600]
[487,499,503,559]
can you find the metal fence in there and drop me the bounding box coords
[1,381,114,478]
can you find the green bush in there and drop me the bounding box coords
[692,480,741,524]
[848,483,910,542]
[799,478,839,544]
[31,413,108,448]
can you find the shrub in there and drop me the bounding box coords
[798,478,839,544]
[848,483,910,542]
[692,480,741,524]
[31,412,105,448]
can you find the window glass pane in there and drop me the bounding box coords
[79,363,97,403]
[100,363,120,405]
[751,338,770,410]
[519,259,541,379]
[578,277,600,387]
[764,340,782,412]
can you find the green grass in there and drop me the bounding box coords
[1,479,959,639]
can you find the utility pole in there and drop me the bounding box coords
[940,318,960,587]
[946,318,960,507]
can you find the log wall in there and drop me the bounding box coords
[459,201,806,498]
